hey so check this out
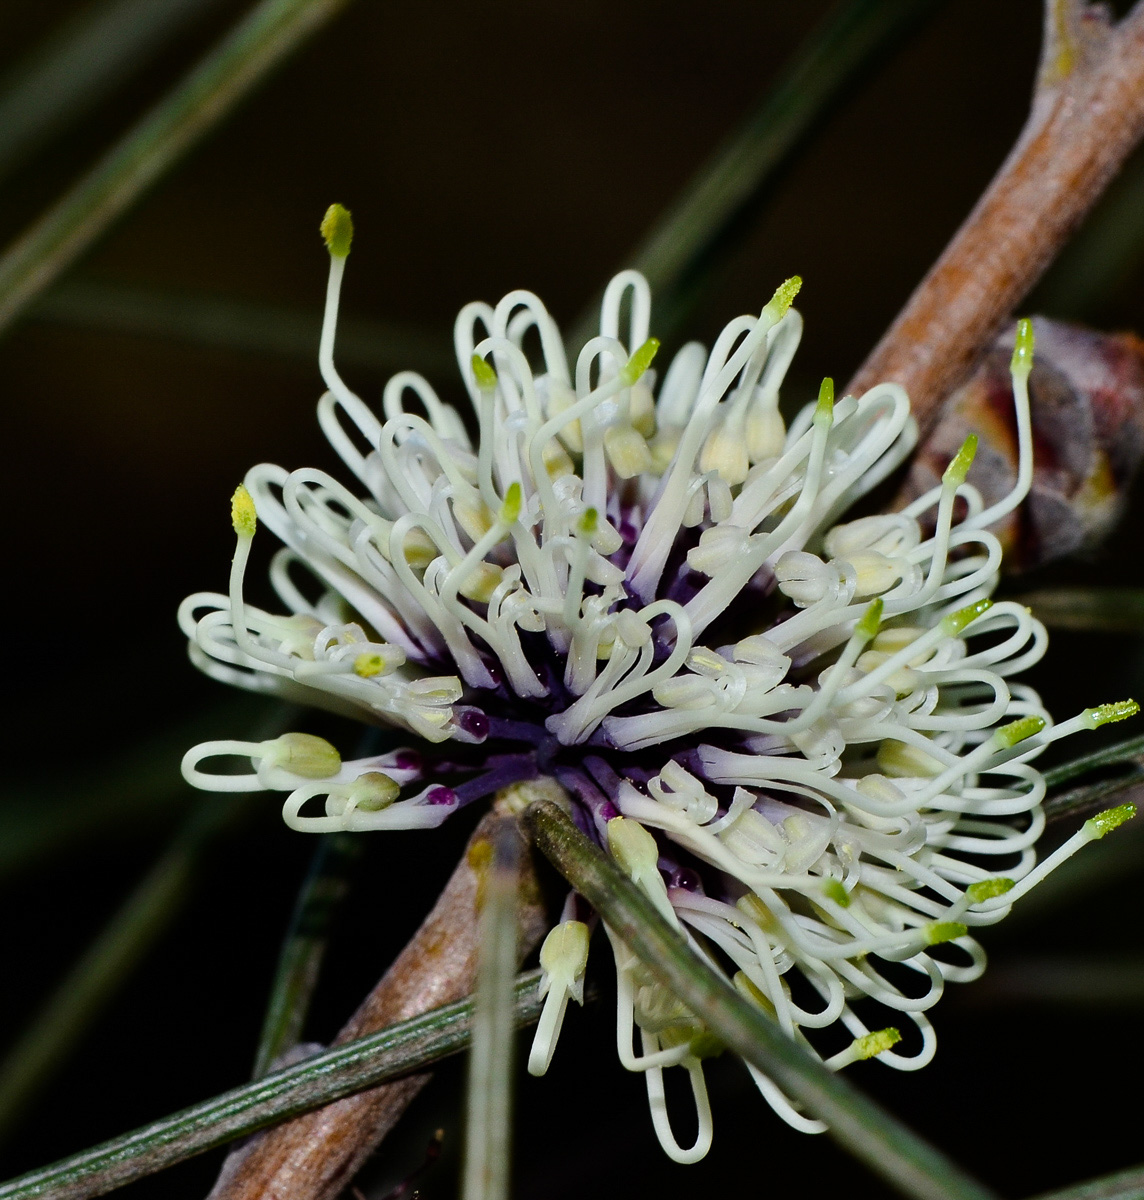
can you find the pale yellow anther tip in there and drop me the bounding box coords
[620,338,660,387]
[1011,317,1035,375]
[765,276,802,319]
[353,652,385,678]
[941,598,993,636]
[852,1027,901,1060]
[1085,802,1136,840]
[821,878,850,907]
[501,481,523,524]
[471,353,498,391]
[966,877,1015,905]
[231,484,257,538]
[1084,700,1139,729]
[943,433,978,487]
[923,920,967,946]
[814,377,834,427]
[856,597,883,642]
[993,714,1046,749]
[578,507,599,536]
[320,203,354,258]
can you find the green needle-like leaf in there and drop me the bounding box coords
[28,278,455,376]
[461,822,519,1200]
[1045,769,1144,825]
[0,971,546,1200]
[0,0,229,183]
[570,0,943,347]
[524,800,997,1200]
[0,0,353,336]
[1030,1164,1144,1200]
[1043,733,1144,790]
[0,800,241,1141]
[1013,588,1144,635]
[253,832,363,1079]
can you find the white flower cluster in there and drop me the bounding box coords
[180,205,1136,1161]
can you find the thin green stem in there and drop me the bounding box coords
[0,0,229,182]
[253,832,363,1079]
[523,800,997,1200]
[1045,769,1144,825]
[1042,734,1144,790]
[461,822,519,1200]
[1010,588,1144,635]
[0,696,286,882]
[570,0,942,347]
[1030,1165,1144,1200]
[0,972,545,1200]
[29,279,455,376]
[0,0,352,335]
[963,956,1144,1009]
[0,800,240,1140]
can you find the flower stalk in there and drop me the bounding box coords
[0,971,550,1200]
[523,799,998,1200]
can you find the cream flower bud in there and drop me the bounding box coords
[605,424,653,479]
[263,732,342,779]
[686,524,748,576]
[346,770,401,812]
[774,551,831,606]
[653,675,717,710]
[539,921,591,1002]
[846,551,903,598]
[699,415,750,485]
[745,400,785,462]
[876,739,944,778]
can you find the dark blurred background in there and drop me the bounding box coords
[2,2,1143,1197]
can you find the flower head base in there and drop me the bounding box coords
[180,209,1137,1161]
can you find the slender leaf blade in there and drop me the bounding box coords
[0,972,546,1200]
[0,0,353,335]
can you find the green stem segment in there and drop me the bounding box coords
[1031,1165,1144,1200]
[253,832,363,1079]
[570,0,942,346]
[461,822,519,1200]
[523,800,997,1200]
[0,799,241,1142]
[0,971,546,1200]
[1043,734,1144,790]
[29,279,455,375]
[0,0,352,334]
[0,0,230,182]
[0,696,275,883]
[1045,770,1144,826]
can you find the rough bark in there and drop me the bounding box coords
[207,811,548,1200]
[847,1,1144,432]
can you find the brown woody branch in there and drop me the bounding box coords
[202,7,1144,1198]
[207,810,548,1200]
[847,0,1144,430]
